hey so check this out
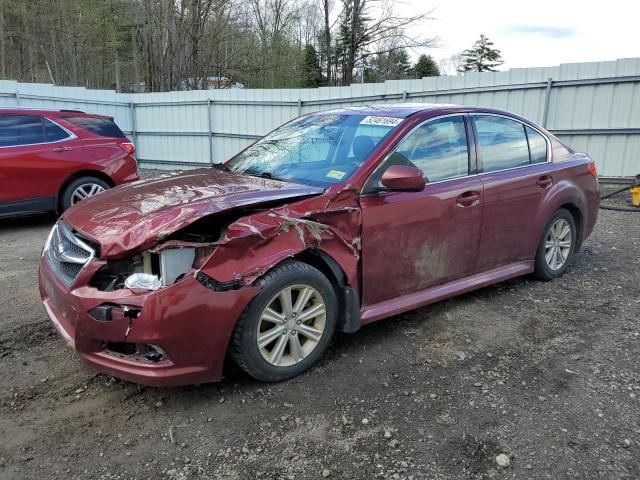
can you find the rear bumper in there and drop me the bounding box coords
[38,255,259,387]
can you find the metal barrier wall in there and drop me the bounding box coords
[0,57,639,177]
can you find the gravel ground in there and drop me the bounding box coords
[0,180,638,480]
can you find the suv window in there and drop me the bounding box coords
[0,114,47,147]
[43,118,70,142]
[474,116,530,172]
[525,126,548,164]
[394,116,469,182]
[64,116,126,138]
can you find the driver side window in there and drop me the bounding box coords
[396,116,470,182]
[365,116,470,191]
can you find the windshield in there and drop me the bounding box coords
[226,113,402,187]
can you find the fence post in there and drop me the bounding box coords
[129,101,137,146]
[542,78,553,128]
[207,98,214,164]
[297,98,302,116]
[402,90,408,102]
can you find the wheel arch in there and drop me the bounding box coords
[557,202,584,250]
[292,249,361,333]
[57,170,115,211]
[537,181,588,254]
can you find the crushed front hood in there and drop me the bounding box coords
[62,168,324,258]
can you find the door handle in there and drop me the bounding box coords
[52,146,71,152]
[456,191,480,206]
[537,175,553,188]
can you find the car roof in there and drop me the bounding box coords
[0,107,108,118]
[319,103,521,119]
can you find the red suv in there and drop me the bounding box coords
[0,108,138,217]
[38,104,600,386]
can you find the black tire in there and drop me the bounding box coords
[533,208,577,281]
[229,260,337,382]
[60,176,111,211]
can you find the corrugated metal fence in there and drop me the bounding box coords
[1,58,639,178]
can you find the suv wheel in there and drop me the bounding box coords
[534,208,577,280]
[229,260,337,382]
[61,176,110,211]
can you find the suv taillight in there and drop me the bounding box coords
[588,162,598,178]
[119,142,135,155]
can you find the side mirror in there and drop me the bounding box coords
[380,165,426,192]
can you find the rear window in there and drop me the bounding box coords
[64,116,126,138]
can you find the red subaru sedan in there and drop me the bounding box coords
[0,108,138,217]
[38,104,599,386]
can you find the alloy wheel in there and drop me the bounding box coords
[544,218,572,270]
[70,183,105,205]
[256,284,327,367]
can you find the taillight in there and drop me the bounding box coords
[119,142,136,155]
[588,162,598,178]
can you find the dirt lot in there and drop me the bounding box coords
[0,184,638,480]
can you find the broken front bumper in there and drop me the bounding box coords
[38,255,259,387]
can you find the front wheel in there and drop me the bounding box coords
[534,208,577,280]
[229,260,337,382]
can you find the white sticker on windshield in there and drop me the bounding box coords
[360,116,404,127]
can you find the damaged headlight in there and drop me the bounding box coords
[124,248,197,291]
[91,246,214,292]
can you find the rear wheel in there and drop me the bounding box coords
[229,260,337,382]
[61,176,110,211]
[534,208,576,280]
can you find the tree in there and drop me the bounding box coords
[336,0,436,85]
[301,44,322,87]
[366,48,411,82]
[459,34,503,73]
[413,54,439,77]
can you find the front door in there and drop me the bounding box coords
[360,115,483,306]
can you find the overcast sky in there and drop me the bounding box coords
[396,0,640,73]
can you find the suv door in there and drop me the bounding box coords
[471,114,552,270]
[0,114,77,211]
[360,115,483,306]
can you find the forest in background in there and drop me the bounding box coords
[0,0,446,91]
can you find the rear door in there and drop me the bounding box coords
[360,115,484,306]
[0,114,79,210]
[61,116,130,169]
[471,114,552,270]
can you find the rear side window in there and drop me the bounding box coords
[64,116,126,138]
[525,126,548,164]
[43,118,70,142]
[0,114,47,146]
[474,116,530,173]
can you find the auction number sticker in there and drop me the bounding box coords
[360,116,404,127]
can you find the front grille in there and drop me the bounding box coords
[45,221,95,285]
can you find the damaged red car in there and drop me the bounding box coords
[38,104,600,386]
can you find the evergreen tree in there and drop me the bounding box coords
[301,44,323,87]
[413,54,439,77]
[367,49,412,81]
[459,34,504,73]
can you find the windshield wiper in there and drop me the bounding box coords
[244,170,290,183]
[211,162,231,172]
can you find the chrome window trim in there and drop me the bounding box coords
[0,114,76,149]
